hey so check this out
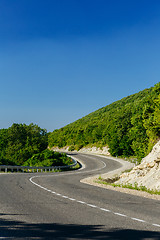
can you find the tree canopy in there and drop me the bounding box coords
[0,123,72,167]
[0,123,48,165]
[48,82,160,161]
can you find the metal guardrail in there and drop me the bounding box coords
[0,157,77,173]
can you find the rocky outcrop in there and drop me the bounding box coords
[78,146,110,155]
[51,146,110,155]
[115,140,160,191]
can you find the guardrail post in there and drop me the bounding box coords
[0,157,77,174]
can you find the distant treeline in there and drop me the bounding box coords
[0,123,71,166]
[48,82,160,160]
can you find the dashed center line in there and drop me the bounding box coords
[29,176,160,229]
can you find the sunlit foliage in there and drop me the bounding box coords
[49,83,160,160]
[0,123,70,166]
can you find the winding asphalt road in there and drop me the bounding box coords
[0,153,160,239]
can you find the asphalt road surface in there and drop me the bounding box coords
[0,153,160,240]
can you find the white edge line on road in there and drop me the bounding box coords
[29,176,160,229]
[131,218,146,223]
[114,212,127,217]
[152,223,160,227]
[99,208,111,212]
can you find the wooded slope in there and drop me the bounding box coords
[49,83,160,160]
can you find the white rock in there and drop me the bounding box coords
[115,140,160,191]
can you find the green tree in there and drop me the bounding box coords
[0,123,48,165]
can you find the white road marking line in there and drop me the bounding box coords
[114,212,127,217]
[68,198,76,201]
[29,157,106,181]
[87,204,97,208]
[62,195,68,199]
[152,223,160,228]
[29,175,159,229]
[55,193,62,196]
[131,217,146,223]
[99,208,111,212]
[77,200,86,204]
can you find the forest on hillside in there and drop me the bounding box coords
[0,83,159,165]
[0,123,72,166]
[48,82,160,160]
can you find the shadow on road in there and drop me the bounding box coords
[0,217,160,240]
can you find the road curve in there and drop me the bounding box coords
[0,153,160,240]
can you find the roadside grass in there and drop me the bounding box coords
[60,162,81,172]
[96,176,160,195]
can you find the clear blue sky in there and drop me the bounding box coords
[0,0,160,132]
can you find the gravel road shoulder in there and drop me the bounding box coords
[80,154,160,201]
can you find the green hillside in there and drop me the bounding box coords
[48,82,160,160]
